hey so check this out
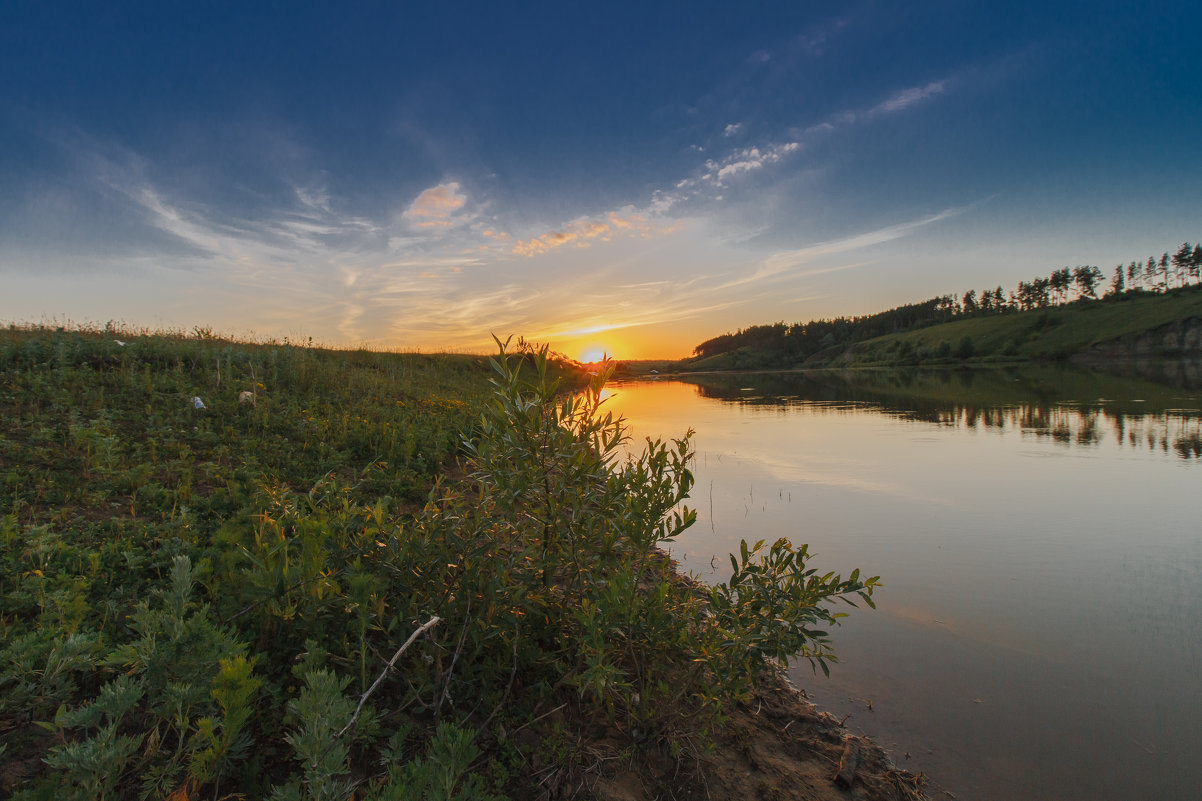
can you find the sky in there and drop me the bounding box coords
[3,1,1201,360]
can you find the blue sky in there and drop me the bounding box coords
[3,1,1201,358]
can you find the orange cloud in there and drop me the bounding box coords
[511,210,661,257]
[404,182,467,228]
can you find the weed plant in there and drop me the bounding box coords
[1,326,877,799]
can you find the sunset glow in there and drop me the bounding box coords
[577,347,610,364]
[2,5,1199,358]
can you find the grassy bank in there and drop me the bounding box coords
[659,285,1202,373]
[835,286,1202,367]
[1,325,883,800]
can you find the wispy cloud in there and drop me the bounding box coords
[870,80,948,115]
[638,68,961,232]
[644,70,955,220]
[42,138,715,351]
[758,208,962,278]
[791,17,851,58]
[510,209,674,257]
[654,140,802,213]
[711,142,801,181]
[532,298,743,342]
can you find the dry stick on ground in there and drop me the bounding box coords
[336,616,442,741]
[507,703,569,738]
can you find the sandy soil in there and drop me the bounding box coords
[530,668,929,801]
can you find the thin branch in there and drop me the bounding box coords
[437,597,471,715]
[508,702,568,737]
[336,616,441,740]
[476,628,520,731]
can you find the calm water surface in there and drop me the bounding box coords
[605,367,1202,801]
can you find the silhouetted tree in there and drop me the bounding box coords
[1172,242,1193,289]
[1015,281,1031,310]
[1050,267,1072,304]
[1107,265,1125,296]
[1073,265,1102,299]
[962,289,978,313]
[1032,276,1052,307]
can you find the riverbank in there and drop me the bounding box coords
[1,325,920,799]
[582,663,926,801]
[620,283,1202,375]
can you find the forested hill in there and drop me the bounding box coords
[684,241,1202,370]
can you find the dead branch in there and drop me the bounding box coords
[336,615,441,740]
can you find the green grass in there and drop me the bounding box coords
[0,324,494,519]
[665,286,1202,372]
[834,286,1202,366]
[0,324,507,799]
[0,325,879,801]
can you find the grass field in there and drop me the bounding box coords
[1,325,877,800]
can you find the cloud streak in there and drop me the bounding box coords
[510,210,673,257]
[645,72,955,219]
[758,208,963,277]
[870,80,948,115]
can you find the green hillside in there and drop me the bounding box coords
[673,285,1202,372]
[834,286,1202,367]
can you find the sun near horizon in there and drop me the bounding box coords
[555,326,697,364]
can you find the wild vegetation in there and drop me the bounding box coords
[1,324,879,800]
[683,240,1202,369]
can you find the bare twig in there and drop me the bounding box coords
[336,616,441,740]
[477,626,520,731]
[438,598,471,715]
[508,702,568,737]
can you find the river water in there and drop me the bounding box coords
[605,366,1202,801]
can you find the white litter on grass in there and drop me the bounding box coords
[113,339,126,346]
[192,396,206,410]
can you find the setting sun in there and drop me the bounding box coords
[577,345,611,363]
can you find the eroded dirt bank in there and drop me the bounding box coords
[551,667,928,801]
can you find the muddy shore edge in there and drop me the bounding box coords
[566,553,931,801]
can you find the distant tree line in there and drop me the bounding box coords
[692,241,1202,363]
[692,296,960,362]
